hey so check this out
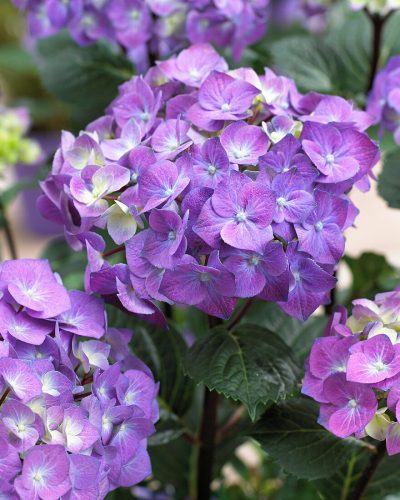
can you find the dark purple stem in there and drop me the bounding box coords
[196,316,223,500]
[103,245,125,258]
[0,199,17,259]
[197,387,219,500]
[366,10,393,93]
[0,388,10,407]
[351,441,386,500]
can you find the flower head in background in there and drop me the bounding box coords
[349,0,400,15]
[0,105,41,174]
[0,258,158,498]
[368,56,400,144]
[39,43,379,322]
[13,0,269,69]
[302,288,400,454]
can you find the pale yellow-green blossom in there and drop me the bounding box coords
[0,105,41,174]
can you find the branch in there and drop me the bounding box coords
[351,440,386,500]
[227,299,253,331]
[0,199,17,259]
[365,10,393,93]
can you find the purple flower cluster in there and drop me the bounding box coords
[39,44,379,322]
[269,0,335,32]
[302,288,400,454]
[13,0,268,69]
[0,259,158,498]
[368,55,400,145]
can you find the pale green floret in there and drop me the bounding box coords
[17,423,26,433]
[221,103,231,112]
[292,271,301,282]
[200,272,211,283]
[0,108,40,172]
[82,15,95,27]
[372,360,386,372]
[32,471,43,482]
[348,399,358,408]
[165,187,174,196]
[314,221,324,232]
[232,145,251,160]
[207,165,217,175]
[168,231,176,241]
[130,9,140,21]
[325,154,335,165]
[235,210,247,222]
[277,197,287,208]
[166,136,179,151]
[248,255,260,266]
[140,111,150,122]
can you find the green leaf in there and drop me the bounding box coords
[243,301,326,364]
[378,149,400,209]
[149,417,186,446]
[149,436,192,498]
[40,238,87,290]
[314,448,400,499]
[343,252,399,302]
[106,307,194,417]
[269,11,400,102]
[185,325,301,420]
[36,33,134,128]
[105,488,133,500]
[251,397,361,480]
[0,179,38,207]
[270,36,339,93]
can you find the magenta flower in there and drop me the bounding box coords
[278,243,337,321]
[222,241,288,298]
[368,56,400,144]
[0,358,42,402]
[220,121,269,165]
[191,137,232,189]
[188,71,259,131]
[14,445,71,499]
[346,335,400,384]
[160,254,236,319]
[158,43,228,87]
[1,400,43,453]
[57,290,105,339]
[270,170,315,224]
[143,209,189,269]
[301,122,360,183]
[195,171,275,251]
[139,159,190,212]
[295,190,350,265]
[0,302,53,345]
[0,259,70,319]
[320,373,377,438]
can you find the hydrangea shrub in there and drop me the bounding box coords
[0,259,158,498]
[39,43,379,322]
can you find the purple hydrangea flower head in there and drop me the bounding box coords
[0,259,158,496]
[39,43,379,321]
[368,56,400,144]
[303,288,400,453]
[14,2,268,68]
